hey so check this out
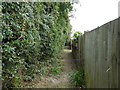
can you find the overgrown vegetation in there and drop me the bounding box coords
[22,58,64,84]
[1,2,72,88]
[69,68,85,88]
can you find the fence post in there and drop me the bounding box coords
[118,17,120,88]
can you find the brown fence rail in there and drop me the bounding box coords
[72,17,120,88]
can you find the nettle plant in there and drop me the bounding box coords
[2,2,73,88]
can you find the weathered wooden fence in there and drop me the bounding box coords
[72,17,120,88]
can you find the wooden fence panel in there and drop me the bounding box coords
[72,17,120,88]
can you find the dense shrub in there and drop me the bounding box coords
[69,68,85,88]
[1,2,72,88]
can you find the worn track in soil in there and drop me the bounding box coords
[34,49,76,88]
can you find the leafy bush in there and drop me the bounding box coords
[2,2,73,88]
[69,68,85,88]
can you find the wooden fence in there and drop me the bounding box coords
[72,17,120,88]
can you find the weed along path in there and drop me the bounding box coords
[22,49,76,88]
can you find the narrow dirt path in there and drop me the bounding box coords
[33,49,76,88]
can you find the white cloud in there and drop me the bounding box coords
[70,0,120,34]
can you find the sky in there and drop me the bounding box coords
[69,0,120,34]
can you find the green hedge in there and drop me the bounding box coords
[1,2,72,88]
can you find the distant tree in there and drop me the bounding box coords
[72,31,82,43]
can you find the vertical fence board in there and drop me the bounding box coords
[117,18,120,89]
[94,28,99,88]
[110,19,118,88]
[107,22,112,88]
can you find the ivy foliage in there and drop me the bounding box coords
[1,2,72,88]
